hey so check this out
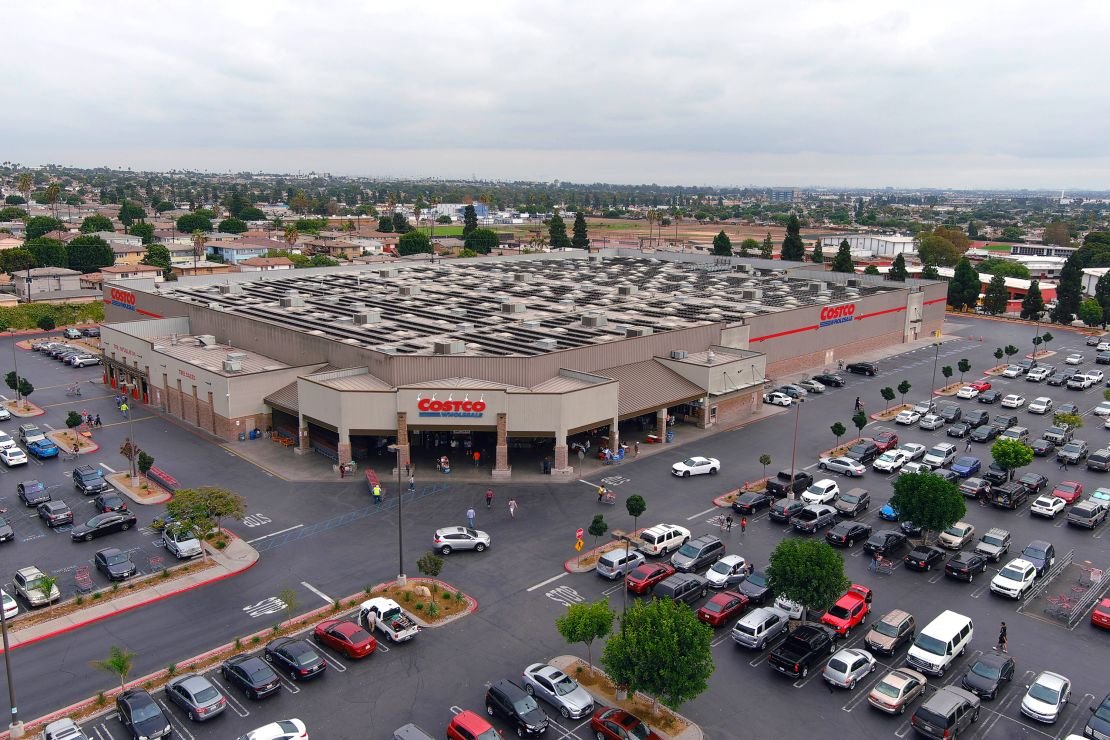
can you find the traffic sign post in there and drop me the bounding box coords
[576,528,584,540]
[575,539,584,551]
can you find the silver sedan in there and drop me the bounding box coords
[165,674,227,721]
[818,456,866,477]
[521,663,595,719]
[822,648,876,690]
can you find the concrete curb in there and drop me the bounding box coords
[45,430,100,454]
[4,401,45,418]
[548,655,703,740]
[106,472,172,505]
[1,534,258,651]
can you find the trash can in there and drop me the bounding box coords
[665,431,674,443]
[249,429,260,440]
[238,431,246,441]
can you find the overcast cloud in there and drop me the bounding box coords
[8,1,1110,189]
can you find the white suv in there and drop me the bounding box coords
[990,558,1038,599]
[802,479,840,504]
[635,524,690,556]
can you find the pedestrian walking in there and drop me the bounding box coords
[466,507,476,528]
[1060,458,1068,472]
[408,474,415,493]
[485,488,494,509]
[508,498,517,519]
[597,486,606,502]
[473,450,481,467]
[996,621,1008,652]
[94,414,102,427]
[979,490,988,507]
[725,514,734,533]
[854,397,861,411]
[633,440,640,456]
[577,448,585,463]
[114,395,122,409]
[965,439,973,452]
[372,484,382,506]
[120,402,129,417]
[740,516,748,533]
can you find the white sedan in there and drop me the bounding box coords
[1028,397,1054,414]
[1093,402,1110,417]
[238,719,308,740]
[802,479,840,504]
[671,456,720,477]
[1002,365,1024,378]
[763,391,793,407]
[1021,671,1071,724]
[873,450,910,473]
[956,386,980,399]
[1001,394,1026,408]
[0,447,27,467]
[895,409,921,425]
[1065,353,1084,365]
[918,414,944,430]
[899,443,927,461]
[1087,369,1105,383]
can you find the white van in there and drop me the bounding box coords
[906,610,974,676]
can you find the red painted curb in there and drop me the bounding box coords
[2,557,258,653]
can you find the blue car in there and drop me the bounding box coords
[879,503,899,521]
[26,439,60,459]
[950,456,981,477]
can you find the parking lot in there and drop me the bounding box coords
[5,318,1109,739]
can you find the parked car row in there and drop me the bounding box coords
[30,339,102,367]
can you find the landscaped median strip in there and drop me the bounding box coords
[0,578,476,739]
[0,532,259,652]
[564,528,646,573]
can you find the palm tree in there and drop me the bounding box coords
[18,173,32,206]
[36,573,58,615]
[479,194,492,228]
[672,208,683,248]
[284,225,299,252]
[428,196,440,242]
[644,210,656,249]
[191,229,206,270]
[94,646,136,691]
[45,183,61,220]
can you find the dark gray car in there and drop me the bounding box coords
[166,674,227,722]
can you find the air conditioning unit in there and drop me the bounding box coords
[500,302,525,314]
[377,268,398,278]
[740,289,763,301]
[456,322,474,332]
[625,327,654,337]
[514,272,533,283]
[846,278,861,287]
[400,285,421,297]
[222,358,243,372]
[521,320,540,330]
[196,334,216,347]
[534,338,558,351]
[618,285,638,297]
[354,309,381,326]
[670,350,689,360]
[218,284,241,295]
[226,352,247,360]
[581,313,607,328]
[279,294,305,308]
[433,340,465,355]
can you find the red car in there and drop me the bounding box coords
[625,562,675,595]
[969,380,992,392]
[872,431,899,452]
[313,619,377,659]
[819,584,872,637]
[696,591,749,627]
[1092,597,1110,630]
[591,708,660,740]
[447,710,501,740]
[1052,480,1083,504]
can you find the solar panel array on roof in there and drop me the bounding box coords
[157,257,897,357]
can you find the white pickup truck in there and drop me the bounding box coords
[358,597,419,642]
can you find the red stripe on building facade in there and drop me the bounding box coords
[750,325,819,343]
[853,306,907,321]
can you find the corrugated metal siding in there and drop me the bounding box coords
[264,381,299,413]
[598,360,705,416]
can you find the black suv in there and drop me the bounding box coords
[117,689,171,740]
[486,679,550,736]
[845,362,878,376]
[845,441,880,465]
[73,464,110,495]
[937,405,962,423]
[652,572,709,605]
[911,686,980,739]
[670,535,725,572]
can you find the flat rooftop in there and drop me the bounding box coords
[153,256,900,357]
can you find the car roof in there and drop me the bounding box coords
[172,674,211,692]
[1003,558,1035,570]
[879,608,912,624]
[1033,671,1068,689]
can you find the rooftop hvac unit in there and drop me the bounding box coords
[514,272,533,283]
[218,284,241,295]
[521,320,541,329]
[354,309,381,326]
[589,255,603,264]
[456,322,474,332]
[534,338,558,351]
[399,285,421,297]
[222,358,243,372]
[625,327,654,338]
[280,294,305,308]
[377,268,398,278]
[196,334,216,347]
[807,282,822,293]
[500,302,526,314]
[735,264,751,273]
[226,352,247,360]
[670,350,689,360]
[846,278,861,287]
[433,340,466,355]
[581,313,607,328]
[617,284,639,297]
[740,289,763,301]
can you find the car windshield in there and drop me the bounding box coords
[248,666,274,682]
[676,543,699,558]
[680,458,699,466]
[747,573,767,587]
[703,600,726,613]
[512,695,539,714]
[1000,566,1026,581]
[972,660,1001,680]
[943,525,965,536]
[1057,482,1078,492]
[827,605,850,619]
[295,651,319,667]
[130,700,162,723]
[104,552,128,565]
[1024,547,1047,559]
[1028,682,1060,704]
[476,731,501,740]
[879,453,896,462]
[872,620,900,637]
[551,674,577,695]
[914,634,947,656]
[1062,445,1081,454]
[982,534,1004,546]
[840,493,860,504]
[1095,700,1110,722]
[192,686,219,703]
[710,561,731,575]
[927,447,946,457]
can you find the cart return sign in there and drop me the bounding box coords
[819,303,856,328]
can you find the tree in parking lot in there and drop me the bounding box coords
[1041,332,1053,353]
[65,410,83,429]
[36,572,58,615]
[888,471,965,545]
[137,451,154,475]
[993,347,1004,362]
[758,454,771,480]
[1003,345,1019,362]
[1053,412,1083,430]
[16,378,33,408]
[880,387,896,411]
[416,552,444,604]
[625,494,646,536]
[941,365,953,389]
[587,514,608,549]
[5,370,23,403]
[120,438,141,482]
[767,539,849,619]
[990,439,1033,482]
[897,380,912,406]
[830,422,846,448]
[557,599,614,677]
[1078,298,1104,328]
[93,645,135,690]
[166,485,248,536]
[958,358,971,383]
[852,410,867,438]
[278,587,299,625]
[600,597,712,710]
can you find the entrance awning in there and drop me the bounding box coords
[598,360,705,416]
[264,381,299,415]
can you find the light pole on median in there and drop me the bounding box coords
[387,443,406,586]
[1,591,23,738]
[929,340,942,410]
[9,328,21,407]
[121,382,138,485]
[787,395,801,501]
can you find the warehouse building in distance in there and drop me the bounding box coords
[100,251,945,478]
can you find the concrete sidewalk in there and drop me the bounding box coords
[2,534,258,651]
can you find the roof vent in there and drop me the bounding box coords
[740,288,763,301]
[222,358,243,373]
[377,268,399,278]
[706,350,716,364]
[280,293,305,308]
[617,284,638,297]
[581,312,607,328]
[226,352,247,360]
[196,334,216,347]
[514,272,533,283]
[501,302,526,314]
[625,327,654,337]
[399,285,421,297]
[534,338,558,351]
[521,320,541,330]
[456,322,474,332]
[589,255,603,264]
[354,309,382,326]
[218,283,241,295]
[846,278,861,287]
[433,340,466,355]
[670,350,689,360]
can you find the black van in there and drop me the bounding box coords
[990,413,1018,430]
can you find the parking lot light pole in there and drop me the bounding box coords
[122,382,138,485]
[9,328,21,405]
[929,340,942,407]
[1,597,22,738]
[387,443,406,586]
[787,397,801,501]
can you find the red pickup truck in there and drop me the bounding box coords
[819,584,873,638]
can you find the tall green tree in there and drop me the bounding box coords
[1043,221,1071,247]
[93,646,136,690]
[982,274,1010,315]
[888,253,908,281]
[25,216,64,240]
[601,597,713,710]
[548,213,572,250]
[141,244,173,277]
[0,206,28,221]
[118,200,146,227]
[0,248,36,274]
[830,422,846,446]
[24,237,67,268]
[896,380,912,406]
[1020,279,1045,320]
[990,438,1033,482]
[739,238,759,257]
[880,387,896,411]
[760,232,773,259]
[377,216,394,233]
[129,222,155,244]
[398,231,433,256]
[780,214,805,261]
[888,472,966,544]
[1096,273,1110,326]
[811,240,824,264]
[864,265,881,275]
[767,539,850,618]
[66,235,114,274]
[711,230,732,256]
[947,258,982,311]
[79,214,114,233]
[977,258,1030,280]
[463,228,499,254]
[176,213,212,233]
[391,212,411,233]
[1052,254,1083,324]
[917,235,960,266]
[166,486,247,535]
[1078,298,1104,328]
[957,358,971,383]
[921,264,941,280]
[571,211,590,250]
[461,204,478,237]
[852,410,868,438]
[556,600,614,675]
[587,514,609,548]
[218,217,248,234]
[829,240,854,273]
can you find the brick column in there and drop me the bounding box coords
[393,412,411,473]
[609,417,620,452]
[295,412,310,455]
[656,408,668,440]
[551,432,574,480]
[492,412,511,480]
[337,434,352,466]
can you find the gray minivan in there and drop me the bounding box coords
[911,686,980,738]
[596,549,646,580]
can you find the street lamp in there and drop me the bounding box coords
[787,396,802,501]
[121,382,138,485]
[387,443,406,586]
[929,340,942,409]
[9,328,21,407]
[1,591,23,738]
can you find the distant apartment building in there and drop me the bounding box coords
[235,257,295,272]
[769,188,800,203]
[1009,243,1077,258]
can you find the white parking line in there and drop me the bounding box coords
[99,463,116,473]
[316,648,348,673]
[157,699,196,740]
[686,506,718,521]
[527,573,567,592]
[209,676,251,718]
[245,524,303,544]
[300,581,333,604]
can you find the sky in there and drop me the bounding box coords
[8,1,1110,190]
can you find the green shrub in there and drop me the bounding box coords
[427,602,440,618]
[413,602,424,612]
[234,637,242,650]
[75,594,85,606]
[251,636,261,645]
[166,663,177,677]
[92,591,103,601]
[95,692,106,707]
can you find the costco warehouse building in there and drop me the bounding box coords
[99,250,946,479]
